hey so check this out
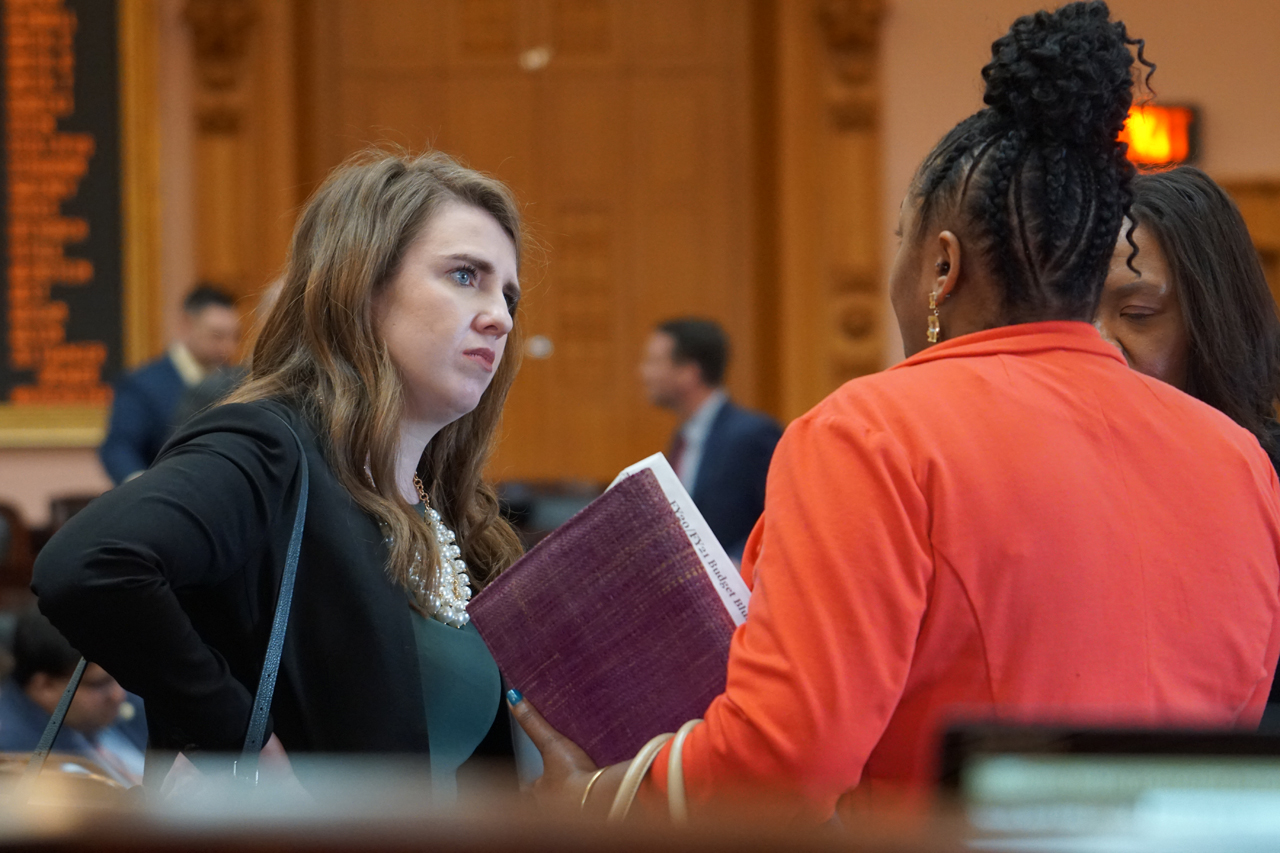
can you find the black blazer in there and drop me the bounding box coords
[35,400,434,760]
[688,400,783,559]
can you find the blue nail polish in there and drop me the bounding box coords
[506,688,523,705]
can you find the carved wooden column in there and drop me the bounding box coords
[183,0,297,306]
[122,0,164,365]
[185,0,256,297]
[769,0,885,421]
[818,0,885,385]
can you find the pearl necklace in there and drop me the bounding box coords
[409,473,473,628]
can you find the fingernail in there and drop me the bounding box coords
[506,688,523,705]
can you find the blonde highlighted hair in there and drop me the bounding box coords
[227,148,525,599]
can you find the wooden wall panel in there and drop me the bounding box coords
[1222,180,1280,305]
[338,0,450,70]
[628,0,707,58]
[454,0,526,58]
[122,0,164,365]
[550,0,613,56]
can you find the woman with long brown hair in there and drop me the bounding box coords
[34,149,527,794]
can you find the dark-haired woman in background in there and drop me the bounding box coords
[1095,165,1280,730]
[511,1,1280,822]
[1096,166,1280,468]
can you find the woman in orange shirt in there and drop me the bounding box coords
[511,1,1280,822]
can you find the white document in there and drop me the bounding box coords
[609,452,751,626]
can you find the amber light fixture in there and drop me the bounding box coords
[1119,104,1199,166]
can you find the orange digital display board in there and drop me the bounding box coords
[1,0,120,408]
[1119,104,1198,166]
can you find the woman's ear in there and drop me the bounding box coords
[935,231,962,301]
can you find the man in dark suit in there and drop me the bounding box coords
[0,608,146,786]
[99,285,241,484]
[640,318,783,560]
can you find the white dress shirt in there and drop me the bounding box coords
[674,389,727,493]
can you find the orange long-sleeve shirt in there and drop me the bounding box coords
[648,322,1280,821]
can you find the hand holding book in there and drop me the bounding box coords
[470,454,749,766]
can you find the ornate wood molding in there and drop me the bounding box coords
[771,0,887,419]
[180,0,299,303]
[821,0,885,383]
[184,0,258,134]
[817,0,883,130]
[122,0,163,368]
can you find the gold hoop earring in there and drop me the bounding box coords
[927,292,941,343]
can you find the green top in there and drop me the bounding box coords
[412,615,502,802]
[410,503,502,803]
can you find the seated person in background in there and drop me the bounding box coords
[639,318,782,559]
[99,285,242,484]
[0,608,145,786]
[1094,165,1280,730]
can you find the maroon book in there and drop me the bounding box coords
[469,469,736,766]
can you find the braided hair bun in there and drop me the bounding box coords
[983,2,1137,149]
[910,1,1152,323]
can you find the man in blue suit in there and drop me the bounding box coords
[99,285,241,484]
[640,318,783,560]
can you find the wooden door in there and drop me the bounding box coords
[299,0,757,484]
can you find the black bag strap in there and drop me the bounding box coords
[15,657,87,801]
[234,413,309,785]
[18,411,310,799]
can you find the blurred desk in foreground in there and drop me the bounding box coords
[0,755,963,853]
[3,739,1280,853]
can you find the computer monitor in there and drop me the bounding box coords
[941,724,1280,852]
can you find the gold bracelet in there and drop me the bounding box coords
[580,767,609,811]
